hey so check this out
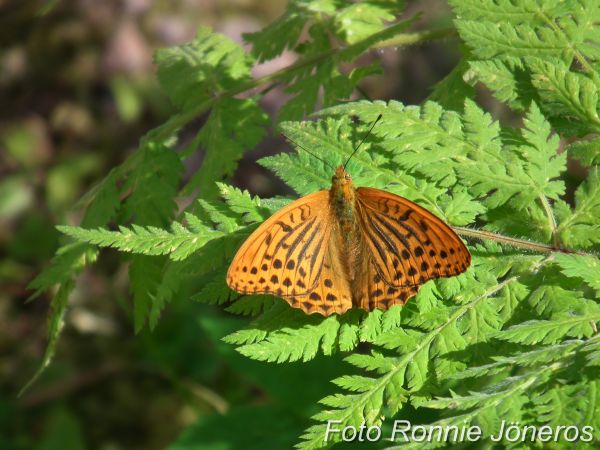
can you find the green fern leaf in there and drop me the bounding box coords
[19,281,74,396]
[57,222,223,261]
[567,138,600,167]
[155,27,252,112]
[495,310,600,345]
[529,59,600,134]
[456,21,570,60]
[464,57,534,111]
[450,340,583,380]
[333,1,396,44]
[121,143,182,227]
[556,167,600,247]
[554,253,600,298]
[243,3,309,62]
[459,102,564,212]
[533,380,600,433]
[183,97,268,199]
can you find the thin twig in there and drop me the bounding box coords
[453,226,593,256]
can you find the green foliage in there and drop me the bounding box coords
[455,0,600,135]
[32,0,600,449]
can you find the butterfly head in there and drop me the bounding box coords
[333,165,352,185]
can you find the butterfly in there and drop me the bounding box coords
[226,117,471,316]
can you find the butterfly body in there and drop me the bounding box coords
[227,165,471,316]
[330,166,366,297]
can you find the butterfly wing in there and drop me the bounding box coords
[354,253,418,311]
[227,190,352,315]
[354,187,471,308]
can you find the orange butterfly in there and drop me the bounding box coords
[227,118,471,316]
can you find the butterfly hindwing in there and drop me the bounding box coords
[355,253,416,311]
[356,187,471,289]
[289,238,353,315]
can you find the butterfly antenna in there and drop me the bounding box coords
[343,114,383,170]
[282,134,335,170]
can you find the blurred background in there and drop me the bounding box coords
[0,1,468,449]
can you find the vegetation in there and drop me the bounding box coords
[17,0,600,448]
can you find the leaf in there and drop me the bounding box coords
[130,254,165,332]
[449,0,572,25]
[58,222,223,261]
[428,59,476,113]
[184,97,268,199]
[333,2,396,44]
[554,253,600,298]
[155,27,252,112]
[119,143,183,329]
[458,102,565,213]
[23,167,121,393]
[243,5,309,62]
[465,57,534,111]
[529,59,600,135]
[456,21,570,60]
[495,310,600,345]
[455,0,600,137]
[236,314,343,363]
[297,279,516,449]
[19,281,74,396]
[568,138,600,167]
[556,166,600,247]
[121,143,183,227]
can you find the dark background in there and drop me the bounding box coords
[0,1,520,449]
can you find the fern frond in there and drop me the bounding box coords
[455,0,600,136]
[23,169,122,392]
[269,116,446,211]
[450,339,583,380]
[568,139,600,167]
[155,27,252,112]
[297,278,518,449]
[412,335,599,446]
[184,98,268,199]
[554,253,600,298]
[19,281,74,396]
[243,3,309,62]
[460,102,564,211]
[495,310,600,345]
[58,222,222,261]
[529,59,600,134]
[556,167,600,248]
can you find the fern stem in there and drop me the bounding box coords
[371,27,458,49]
[452,226,578,255]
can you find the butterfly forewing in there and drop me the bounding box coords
[356,187,471,289]
[227,191,353,315]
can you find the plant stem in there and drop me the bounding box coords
[452,226,591,256]
[372,27,457,48]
